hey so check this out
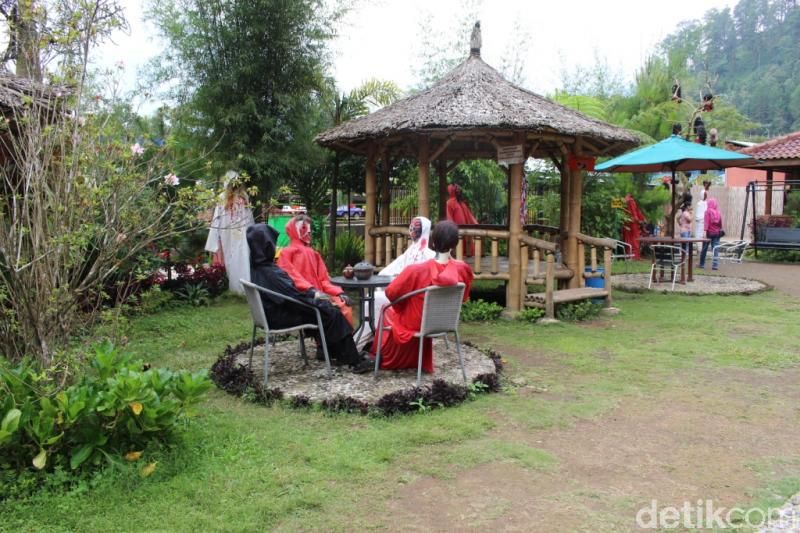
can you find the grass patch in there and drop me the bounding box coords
[3,288,800,530]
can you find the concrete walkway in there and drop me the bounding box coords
[714,260,800,298]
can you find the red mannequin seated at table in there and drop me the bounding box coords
[278,215,354,326]
[370,220,474,373]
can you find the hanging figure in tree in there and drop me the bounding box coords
[204,171,255,294]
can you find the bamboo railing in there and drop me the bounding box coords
[367,226,615,316]
[573,232,615,309]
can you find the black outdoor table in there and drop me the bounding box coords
[331,275,392,346]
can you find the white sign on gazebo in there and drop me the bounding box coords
[497,145,524,165]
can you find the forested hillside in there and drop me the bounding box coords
[661,0,800,136]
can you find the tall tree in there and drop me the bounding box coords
[324,79,400,265]
[148,0,340,196]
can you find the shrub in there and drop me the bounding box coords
[516,307,545,323]
[175,283,211,307]
[556,300,602,322]
[460,299,504,321]
[0,341,211,497]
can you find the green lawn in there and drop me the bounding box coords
[3,288,800,531]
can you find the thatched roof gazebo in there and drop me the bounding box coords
[316,25,639,315]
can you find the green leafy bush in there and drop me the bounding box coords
[0,341,211,497]
[460,299,504,321]
[335,231,365,271]
[175,283,211,307]
[556,300,602,322]
[516,307,545,323]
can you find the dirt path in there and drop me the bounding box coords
[379,366,800,531]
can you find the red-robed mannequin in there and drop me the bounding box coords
[370,220,474,373]
[621,193,646,260]
[278,215,354,326]
[445,184,478,256]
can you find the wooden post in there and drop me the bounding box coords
[437,160,448,221]
[381,153,391,226]
[506,132,525,312]
[578,241,586,288]
[603,247,613,308]
[545,253,555,319]
[491,239,499,274]
[765,169,773,216]
[565,147,583,289]
[418,136,430,219]
[519,244,529,310]
[365,146,377,264]
[558,148,570,260]
[474,238,483,274]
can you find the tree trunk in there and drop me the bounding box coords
[14,0,43,81]
[327,153,340,266]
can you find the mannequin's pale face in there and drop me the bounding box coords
[409,218,422,241]
[295,218,312,244]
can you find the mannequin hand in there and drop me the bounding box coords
[314,290,329,301]
[339,294,352,306]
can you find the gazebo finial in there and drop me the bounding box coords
[470,21,481,57]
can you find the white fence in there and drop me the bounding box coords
[691,184,784,240]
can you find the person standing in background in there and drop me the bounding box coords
[694,189,708,239]
[699,198,723,270]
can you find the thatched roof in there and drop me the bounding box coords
[316,54,639,159]
[0,74,70,114]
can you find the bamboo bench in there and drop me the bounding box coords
[525,287,609,307]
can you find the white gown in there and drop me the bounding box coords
[367,217,435,321]
[204,197,254,294]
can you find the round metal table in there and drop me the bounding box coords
[331,275,393,346]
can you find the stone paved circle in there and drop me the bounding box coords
[236,337,497,403]
[612,273,767,295]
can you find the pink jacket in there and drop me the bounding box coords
[704,198,723,236]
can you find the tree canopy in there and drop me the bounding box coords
[147,0,340,194]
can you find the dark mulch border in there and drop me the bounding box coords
[209,339,503,416]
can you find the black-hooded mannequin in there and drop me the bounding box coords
[246,223,365,368]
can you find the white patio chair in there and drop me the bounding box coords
[241,280,331,387]
[712,240,749,264]
[373,282,467,386]
[648,245,687,291]
[611,239,635,273]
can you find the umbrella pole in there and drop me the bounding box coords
[670,169,677,238]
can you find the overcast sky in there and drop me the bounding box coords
[98,0,736,110]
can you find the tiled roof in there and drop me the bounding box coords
[740,131,800,160]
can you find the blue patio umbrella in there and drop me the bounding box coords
[595,135,756,236]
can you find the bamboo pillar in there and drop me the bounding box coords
[558,148,570,258]
[365,146,377,264]
[418,136,430,218]
[565,146,583,289]
[765,169,773,216]
[437,160,448,221]
[506,132,524,312]
[603,248,613,308]
[381,153,391,226]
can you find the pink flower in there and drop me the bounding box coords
[115,60,125,69]
[131,143,145,156]
[163,173,180,186]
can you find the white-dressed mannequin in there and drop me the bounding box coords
[204,171,254,294]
